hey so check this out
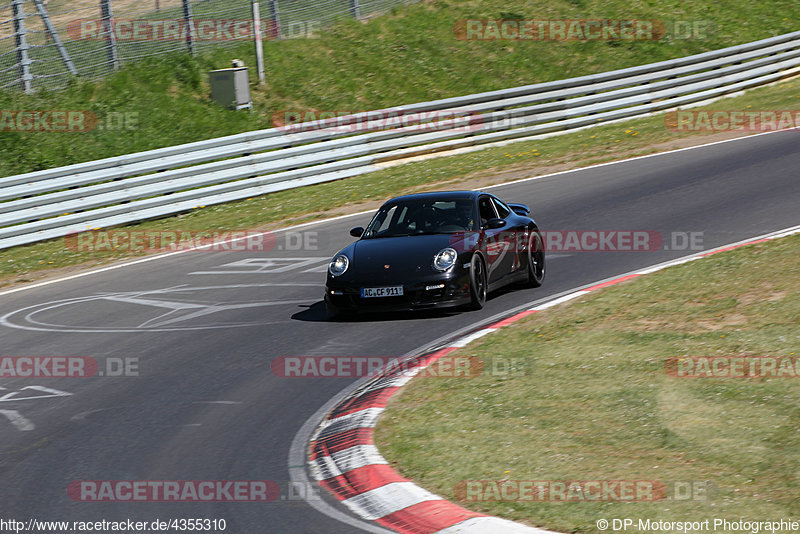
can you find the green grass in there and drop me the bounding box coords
[374,234,800,532]
[1,76,797,287]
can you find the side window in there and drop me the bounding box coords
[478,196,497,227]
[492,198,511,219]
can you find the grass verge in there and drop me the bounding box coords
[1,76,797,288]
[374,234,800,532]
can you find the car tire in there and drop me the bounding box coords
[525,229,545,288]
[468,254,487,310]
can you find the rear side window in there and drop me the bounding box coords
[492,198,511,218]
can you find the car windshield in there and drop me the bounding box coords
[362,198,477,238]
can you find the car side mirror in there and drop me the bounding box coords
[485,218,506,229]
[349,227,364,237]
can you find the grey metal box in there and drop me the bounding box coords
[209,67,252,110]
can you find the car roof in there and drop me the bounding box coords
[384,190,488,204]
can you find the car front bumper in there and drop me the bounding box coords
[325,272,472,313]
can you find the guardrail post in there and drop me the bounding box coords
[349,0,360,19]
[182,0,195,55]
[100,0,119,70]
[11,0,33,93]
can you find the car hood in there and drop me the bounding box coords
[350,234,473,274]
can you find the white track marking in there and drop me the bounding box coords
[0,385,72,402]
[531,291,591,310]
[0,410,35,431]
[189,257,329,275]
[448,328,496,348]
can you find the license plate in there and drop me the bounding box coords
[361,286,404,298]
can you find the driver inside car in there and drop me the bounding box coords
[406,205,435,233]
[452,201,475,231]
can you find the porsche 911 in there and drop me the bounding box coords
[324,190,544,316]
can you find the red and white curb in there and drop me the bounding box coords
[307,225,800,534]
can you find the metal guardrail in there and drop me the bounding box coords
[2,30,799,250]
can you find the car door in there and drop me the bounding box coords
[490,196,520,279]
[478,195,509,283]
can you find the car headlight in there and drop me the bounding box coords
[432,247,457,271]
[329,254,349,276]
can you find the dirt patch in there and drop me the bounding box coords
[738,287,789,306]
[693,314,750,329]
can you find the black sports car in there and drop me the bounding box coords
[324,190,545,316]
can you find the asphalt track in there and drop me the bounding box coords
[0,130,798,533]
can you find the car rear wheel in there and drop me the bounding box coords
[525,230,545,288]
[469,255,487,310]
